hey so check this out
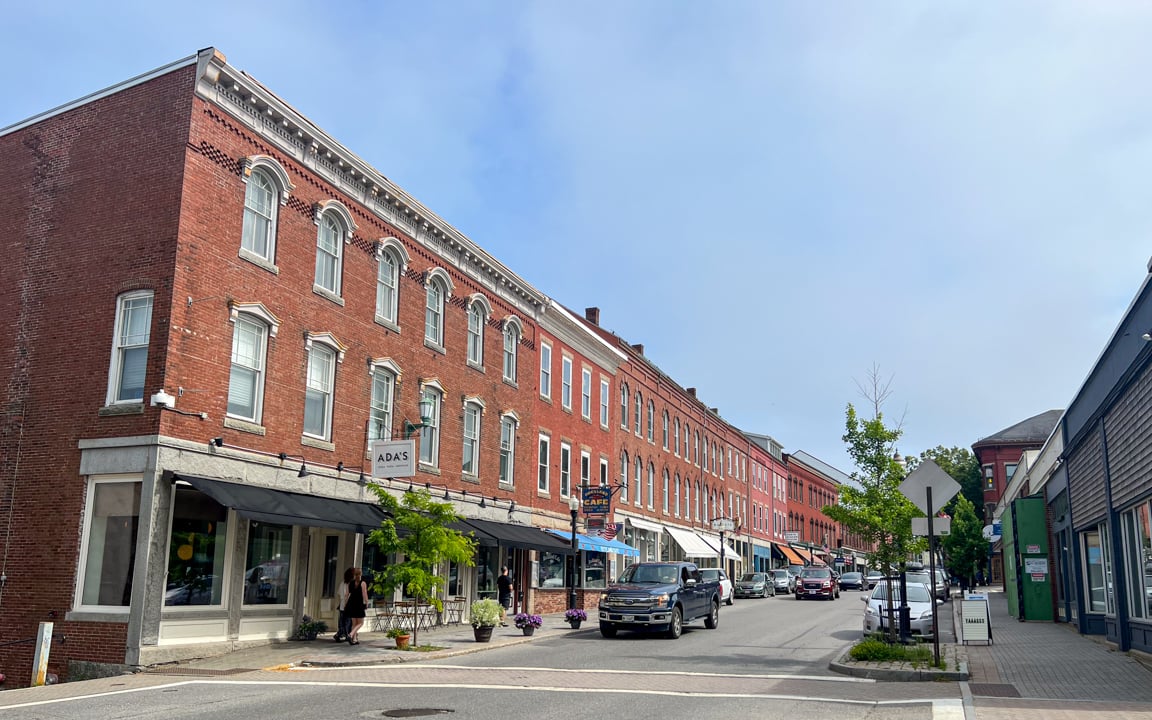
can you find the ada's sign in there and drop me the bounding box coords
[371,440,416,478]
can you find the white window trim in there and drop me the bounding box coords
[74,475,142,613]
[561,356,573,411]
[599,377,610,428]
[239,156,293,267]
[502,316,522,384]
[580,366,592,420]
[499,411,518,487]
[540,341,553,400]
[462,398,485,478]
[560,442,573,498]
[368,358,402,443]
[312,201,356,299]
[538,434,551,494]
[418,380,445,469]
[105,289,154,406]
[466,294,492,369]
[302,332,346,441]
[226,310,274,424]
[374,239,409,329]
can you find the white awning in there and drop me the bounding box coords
[698,532,743,563]
[664,525,718,558]
[625,516,664,533]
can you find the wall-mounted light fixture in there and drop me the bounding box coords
[150,389,176,409]
[210,437,224,448]
[278,452,309,478]
[336,462,368,484]
[403,397,436,439]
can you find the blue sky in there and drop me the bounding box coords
[6,2,1152,475]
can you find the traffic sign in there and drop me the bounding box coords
[899,459,961,515]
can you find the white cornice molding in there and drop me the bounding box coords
[542,302,627,371]
[192,48,546,318]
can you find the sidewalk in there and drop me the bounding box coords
[144,611,587,673]
[961,589,1152,704]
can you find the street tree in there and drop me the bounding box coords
[364,486,477,646]
[824,402,922,642]
[940,494,985,590]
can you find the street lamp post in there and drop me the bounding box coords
[568,496,580,611]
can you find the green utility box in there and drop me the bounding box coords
[1006,496,1054,622]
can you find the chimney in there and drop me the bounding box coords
[631,343,644,355]
[584,307,600,326]
[687,388,696,398]
[710,407,719,415]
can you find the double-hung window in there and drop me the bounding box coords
[107,290,153,404]
[425,280,445,347]
[600,378,610,427]
[314,214,344,296]
[503,322,519,382]
[499,414,516,486]
[646,401,654,442]
[227,314,270,422]
[367,361,398,442]
[303,340,338,440]
[241,170,277,262]
[620,452,630,503]
[462,400,482,477]
[561,356,573,411]
[540,343,552,399]
[580,450,591,492]
[647,464,655,509]
[538,435,550,493]
[634,459,642,507]
[581,367,592,420]
[662,470,669,514]
[376,252,399,324]
[634,392,642,435]
[467,302,486,367]
[560,442,572,497]
[620,383,629,428]
[419,384,443,468]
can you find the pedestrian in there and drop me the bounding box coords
[333,567,355,642]
[497,565,512,627]
[344,567,369,645]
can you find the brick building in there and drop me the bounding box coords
[0,48,851,681]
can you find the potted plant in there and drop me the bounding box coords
[294,615,329,641]
[470,598,502,642]
[513,612,543,636]
[565,608,588,629]
[386,626,412,650]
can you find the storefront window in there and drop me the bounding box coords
[243,522,292,605]
[475,546,498,600]
[80,480,141,608]
[1123,501,1152,619]
[164,487,228,606]
[584,551,607,588]
[362,543,391,600]
[537,551,566,588]
[1084,528,1106,613]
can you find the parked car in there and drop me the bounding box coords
[597,561,722,639]
[865,570,884,589]
[795,566,839,600]
[838,571,865,591]
[698,568,734,605]
[862,580,940,638]
[771,568,796,594]
[735,572,775,598]
[906,570,949,602]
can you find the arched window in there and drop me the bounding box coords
[313,201,355,298]
[466,295,491,368]
[620,451,630,503]
[240,156,292,266]
[503,316,522,383]
[620,382,629,428]
[646,400,655,442]
[662,469,670,513]
[634,456,643,507]
[423,269,454,349]
[647,463,655,510]
[674,418,680,456]
[634,391,643,435]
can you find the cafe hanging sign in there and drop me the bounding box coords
[582,486,611,515]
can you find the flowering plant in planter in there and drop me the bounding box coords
[513,613,543,629]
[295,615,329,640]
[564,608,588,623]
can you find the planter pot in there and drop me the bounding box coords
[473,625,494,643]
[394,635,411,650]
[568,620,582,629]
[520,626,536,636]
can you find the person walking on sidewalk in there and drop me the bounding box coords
[497,566,512,626]
[333,567,354,642]
[344,567,369,645]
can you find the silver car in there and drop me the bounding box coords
[771,568,796,594]
[862,581,939,638]
[735,572,775,598]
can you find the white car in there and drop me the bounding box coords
[862,581,940,638]
[698,568,734,605]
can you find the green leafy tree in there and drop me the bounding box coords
[364,486,477,646]
[940,494,985,589]
[824,403,922,642]
[917,446,983,523]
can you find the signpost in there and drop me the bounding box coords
[898,459,960,664]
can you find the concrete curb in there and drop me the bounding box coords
[828,650,969,682]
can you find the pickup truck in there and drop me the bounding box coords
[597,561,721,639]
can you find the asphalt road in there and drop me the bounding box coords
[0,591,964,720]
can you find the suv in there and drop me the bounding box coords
[795,566,839,600]
[698,568,734,605]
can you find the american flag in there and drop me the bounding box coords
[601,523,621,540]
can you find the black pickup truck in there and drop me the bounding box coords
[597,561,721,639]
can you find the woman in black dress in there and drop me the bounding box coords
[344,567,369,645]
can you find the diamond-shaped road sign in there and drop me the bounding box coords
[899,458,961,516]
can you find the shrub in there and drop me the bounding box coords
[470,598,503,627]
[849,638,932,663]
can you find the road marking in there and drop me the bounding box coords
[932,698,965,720]
[295,663,876,683]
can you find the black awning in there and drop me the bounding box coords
[175,474,388,534]
[454,518,574,553]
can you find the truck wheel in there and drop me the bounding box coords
[704,600,719,629]
[665,607,683,639]
[725,592,733,606]
[599,623,618,638]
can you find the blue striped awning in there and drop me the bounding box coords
[546,529,640,557]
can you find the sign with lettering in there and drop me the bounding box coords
[785,531,800,543]
[961,598,991,645]
[371,440,416,478]
[582,486,611,515]
[711,518,735,532]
